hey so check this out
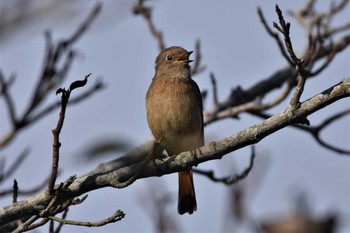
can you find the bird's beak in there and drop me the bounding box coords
[187,51,193,63]
[177,51,193,64]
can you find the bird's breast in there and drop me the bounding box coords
[146,78,203,154]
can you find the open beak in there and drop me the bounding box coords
[187,51,193,63]
[177,51,193,63]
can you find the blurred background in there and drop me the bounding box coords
[0,0,349,232]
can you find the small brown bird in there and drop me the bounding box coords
[146,46,204,215]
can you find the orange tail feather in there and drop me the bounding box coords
[178,169,197,215]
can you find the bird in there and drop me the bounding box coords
[146,46,204,214]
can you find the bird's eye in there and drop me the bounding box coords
[166,55,173,61]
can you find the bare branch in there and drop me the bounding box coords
[248,108,350,155]
[49,219,54,233]
[327,0,349,18]
[133,0,165,51]
[299,0,316,16]
[0,172,52,197]
[308,108,350,154]
[13,215,40,233]
[12,179,18,203]
[1,77,348,226]
[204,100,260,126]
[210,73,219,106]
[191,40,206,75]
[49,210,125,227]
[308,48,336,77]
[274,5,299,64]
[274,5,310,112]
[27,79,104,129]
[0,72,17,126]
[193,145,256,185]
[59,4,102,49]
[112,139,164,188]
[0,4,102,149]
[258,7,294,66]
[260,78,294,110]
[53,209,69,233]
[48,74,91,194]
[323,22,350,38]
[133,0,206,78]
[0,3,348,232]
[0,148,30,183]
[26,218,50,232]
[24,3,102,119]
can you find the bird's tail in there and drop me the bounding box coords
[178,169,197,214]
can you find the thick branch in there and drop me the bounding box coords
[0,77,349,226]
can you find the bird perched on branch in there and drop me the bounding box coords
[146,46,204,214]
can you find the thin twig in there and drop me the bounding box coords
[260,78,294,110]
[57,3,102,49]
[0,172,53,197]
[71,195,88,205]
[48,96,67,194]
[49,210,125,227]
[0,148,30,183]
[274,5,309,109]
[322,22,350,39]
[0,4,102,149]
[300,0,316,16]
[258,7,294,66]
[25,3,102,119]
[290,74,308,109]
[49,219,55,233]
[54,208,69,233]
[28,79,104,126]
[210,72,219,106]
[133,0,165,51]
[193,145,256,185]
[26,218,50,232]
[274,5,300,64]
[204,101,261,126]
[191,40,206,75]
[309,108,350,154]
[48,74,91,195]
[327,0,349,18]
[13,215,40,233]
[0,72,17,126]
[12,179,18,203]
[309,47,336,77]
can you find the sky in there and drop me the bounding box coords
[0,0,349,232]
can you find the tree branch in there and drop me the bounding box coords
[248,108,350,155]
[0,4,102,149]
[48,210,125,227]
[1,77,348,226]
[0,72,17,126]
[133,0,165,51]
[48,74,91,195]
[0,148,30,184]
[193,145,256,185]
[0,174,51,197]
